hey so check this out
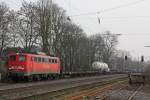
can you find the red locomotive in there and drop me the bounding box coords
[7,53,60,81]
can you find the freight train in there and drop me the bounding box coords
[6,53,110,81]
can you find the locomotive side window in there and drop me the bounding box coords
[42,58,45,62]
[34,57,38,62]
[48,59,57,63]
[54,59,56,63]
[19,55,25,61]
[49,59,51,63]
[9,55,16,61]
[52,59,55,63]
[45,58,49,63]
[38,57,42,62]
[31,57,34,61]
[55,59,58,63]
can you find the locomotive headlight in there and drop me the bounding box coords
[8,67,12,70]
[8,66,15,70]
[18,66,24,70]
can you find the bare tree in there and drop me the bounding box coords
[0,2,13,56]
[32,0,53,54]
[17,1,39,52]
[89,34,105,62]
[8,10,20,47]
[87,31,118,70]
[35,0,67,55]
[101,31,118,65]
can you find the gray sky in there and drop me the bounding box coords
[2,0,150,60]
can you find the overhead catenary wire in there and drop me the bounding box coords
[65,0,148,26]
[70,0,146,17]
[71,16,150,22]
[62,0,150,35]
[102,16,150,19]
[62,0,99,34]
[100,0,145,13]
[77,16,150,23]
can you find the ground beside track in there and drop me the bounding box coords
[97,84,150,100]
[50,80,150,100]
[0,74,126,100]
[0,74,124,90]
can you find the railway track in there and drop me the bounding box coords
[66,80,128,100]
[92,82,128,100]
[0,83,11,87]
[95,83,144,100]
[0,74,122,91]
[0,74,127,100]
[127,85,143,100]
[20,75,127,100]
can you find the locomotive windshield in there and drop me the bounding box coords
[19,55,25,62]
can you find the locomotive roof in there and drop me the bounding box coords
[8,53,59,59]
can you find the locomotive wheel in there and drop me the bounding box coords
[54,74,59,79]
[38,75,42,81]
[12,77,19,82]
[34,75,41,81]
[25,76,33,82]
[47,75,54,80]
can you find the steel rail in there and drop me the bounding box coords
[67,80,127,100]
[0,74,127,100]
[0,74,123,91]
[128,85,143,100]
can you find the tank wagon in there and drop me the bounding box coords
[92,62,110,73]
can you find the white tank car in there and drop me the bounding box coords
[92,62,110,72]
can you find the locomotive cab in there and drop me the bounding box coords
[8,54,27,79]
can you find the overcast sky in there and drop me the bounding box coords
[2,0,150,60]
